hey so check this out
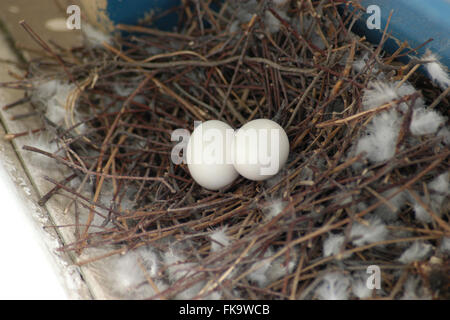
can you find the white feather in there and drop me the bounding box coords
[113,83,135,97]
[24,131,60,169]
[375,188,407,221]
[362,81,400,110]
[351,272,373,299]
[323,234,351,258]
[350,216,388,246]
[33,80,76,125]
[410,107,446,136]
[412,172,449,223]
[230,0,289,35]
[110,246,162,299]
[412,200,432,223]
[440,237,450,254]
[352,52,370,73]
[355,110,401,163]
[264,9,289,34]
[210,227,231,253]
[247,249,273,287]
[401,276,432,300]
[437,127,450,145]
[387,221,413,248]
[266,255,296,284]
[263,199,287,220]
[354,80,447,163]
[163,249,195,282]
[362,81,422,112]
[293,15,326,50]
[398,241,432,264]
[316,272,350,300]
[163,249,212,299]
[248,267,270,288]
[174,281,204,300]
[82,23,112,47]
[428,172,449,194]
[423,50,450,90]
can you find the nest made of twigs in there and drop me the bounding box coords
[2,0,449,300]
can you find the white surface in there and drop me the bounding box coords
[0,160,68,299]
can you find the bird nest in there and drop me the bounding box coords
[2,0,449,300]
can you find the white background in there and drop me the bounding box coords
[0,161,68,299]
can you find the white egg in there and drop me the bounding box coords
[233,119,289,181]
[186,120,239,190]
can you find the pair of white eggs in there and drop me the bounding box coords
[186,119,290,190]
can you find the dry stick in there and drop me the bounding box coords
[315,92,420,128]
[274,235,438,297]
[268,7,324,56]
[374,10,394,62]
[42,176,125,219]
[214,86,246,124]
[82,75,156,245]
[102,42,207,121]
[3,127,45,141]
[65,77,93,138]
[198,237,258,296]
[141,50,208,64]
[10,111,39,121]
[218,14,256,122]
[395,97,415,153]
[330,40,356,97]
[172,82,221,117]
[388,268,409,300]
[104,39,208,67]
[408,189,450,233]
[167,197,236,213]
[94,73,153,177]
[384,41,410,65]
[152,78,207,121]
[118,56,315,74]
[2,96,30,110]
[200,0,221,32]
[428,86,450,109]
[76,247,127,266]
[298,235,439,276]
[395,64,421,89]
[21,145,175,190]
[365,186,397,213]
[116,23,196,41]
[136,257,166,300]
[38,173,78,206]
[19,20,80,91]
[194,0,205,36]
[289,247,306,300]
[19,20,99,129]
[386,225,446,236]
[287,70,324,128]
[392,37,434,61]
[63,161,97,215]
[82,127,135,242]
[242,156,446,277]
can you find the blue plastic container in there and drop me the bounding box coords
[81,0,181,31]
[84,0,450,69]
[351,0,450,67]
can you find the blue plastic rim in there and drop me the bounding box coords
[351,0,450,68]
[105,0,181,30]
